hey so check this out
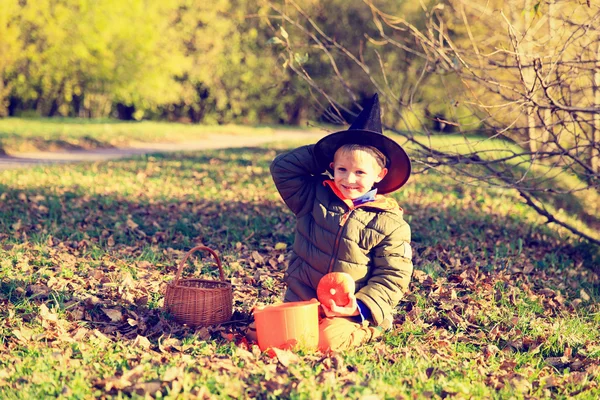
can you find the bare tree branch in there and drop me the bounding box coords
[263,0,600,246]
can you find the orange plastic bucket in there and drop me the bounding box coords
[253,299,320,351]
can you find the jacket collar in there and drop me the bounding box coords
[323,180,399,211]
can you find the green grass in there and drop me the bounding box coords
[395,131,600,243]
[1,117,597,242]
[0,124,599,398]
[0,117,309,153]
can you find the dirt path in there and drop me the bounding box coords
[0,130,327,170]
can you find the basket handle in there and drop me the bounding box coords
[173,245,226,284]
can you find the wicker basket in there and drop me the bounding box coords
[164,245,233,327]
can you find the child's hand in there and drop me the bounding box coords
[322,293,360,317]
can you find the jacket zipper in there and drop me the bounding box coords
[322,180,398,274]
[327,208,353,273]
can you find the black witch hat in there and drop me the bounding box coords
[314,94,411,194]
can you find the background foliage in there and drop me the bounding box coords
[0,0,530,127]
[0,0,307,123]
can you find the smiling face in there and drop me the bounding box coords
[329,146,388,200]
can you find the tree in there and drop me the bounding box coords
[2,0,309,123]
[5,0,188,118]
[168,0,310,124]
[0,0,22,117]
[265,0,600,245]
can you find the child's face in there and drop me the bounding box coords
[329,149,388,200]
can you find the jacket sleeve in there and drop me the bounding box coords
[355,221,413,327]
[270,144,325,216]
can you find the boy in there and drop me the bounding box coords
[269,94,413,351]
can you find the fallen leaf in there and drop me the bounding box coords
[72,327,89,341]
[545,356,570,368]
[543,376,558,389]
[129,381,162,396]
[103,308,123,322]
[162,366,183,382]
[39,303,59,322]
[12,326,35,342]
[508,374,531,393]
[252,251,265,265]
[102,376,132,391]
[483,344,499,358]
[159,337,182,353]
[27,284,50,297]
[579,289,590,302]
[126,218,139,230]
[197,327,211,341]
[271,347,299,367]
[539,288,555,297]
[133,335,152,350]
[93,329,110,342]
[571,298,583,308]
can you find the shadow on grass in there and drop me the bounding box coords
[0,185,292,254]
[3,116,138,125]
[0,135,116,152]
[433,155,600,234]
[0,145,598,279]
[0,187,597,275]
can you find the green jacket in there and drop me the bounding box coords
[270,145,413,329]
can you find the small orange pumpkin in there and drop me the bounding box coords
[317,272,355,307]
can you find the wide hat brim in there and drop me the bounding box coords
[314,129,411,194]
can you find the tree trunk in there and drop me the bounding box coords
[542,0,556,154]
[592,41,600,174]
[523,0,538,155]
[0,80,9,117]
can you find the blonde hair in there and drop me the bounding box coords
[334,144,387,170]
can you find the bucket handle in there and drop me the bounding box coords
[173,245,226,284]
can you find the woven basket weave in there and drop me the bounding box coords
[164,245,233,327]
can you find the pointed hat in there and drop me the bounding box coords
[314,94,411,194]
